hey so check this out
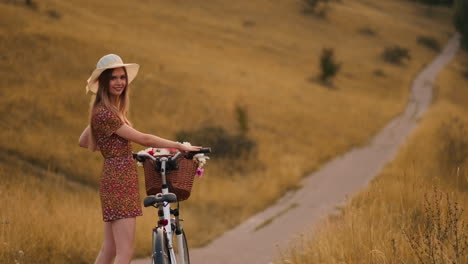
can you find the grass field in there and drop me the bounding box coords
[0,0,456,262]
[277,48,468,264]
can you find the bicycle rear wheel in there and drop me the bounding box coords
[153,228,170,264]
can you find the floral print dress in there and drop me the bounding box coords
[91,104,142,222]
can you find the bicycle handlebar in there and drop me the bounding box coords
[185,148,211,159]
[132,148,211,162]
[132,152,154,162]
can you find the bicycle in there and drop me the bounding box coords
[133,148,211,264]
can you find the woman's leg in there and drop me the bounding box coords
[112,217,136,264]
[94,222,116,264]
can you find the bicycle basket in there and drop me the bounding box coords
[142,155,198,201]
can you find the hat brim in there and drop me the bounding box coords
[86,63,140,94]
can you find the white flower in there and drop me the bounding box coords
[137,148,153,155]
[193,153,210,168]
[155,148,170,155]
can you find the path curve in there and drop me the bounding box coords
[133,34,460,264]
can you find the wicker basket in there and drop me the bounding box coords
[142,155,198,201]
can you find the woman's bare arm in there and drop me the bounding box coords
[115,124,201,152]
[78,126,91,148]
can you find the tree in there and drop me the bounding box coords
[319,48,341,84]
[235,105,249,135]
[454,0,468,50]
[418,0,454,5]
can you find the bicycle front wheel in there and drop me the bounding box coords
[153,228,170,264]
[176,229,190,264]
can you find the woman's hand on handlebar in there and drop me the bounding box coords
[177,143,202,153]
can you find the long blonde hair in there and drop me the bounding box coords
[87,67,132,151]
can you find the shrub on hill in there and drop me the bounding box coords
[417,36,441,51]
[454,0,468,50]
[47,9,61,20]
[3,0,37,9]
[176,126,256,158]
[357,27,378,37]
[302,0,330,17]
[373,69,386,77]
[382,46,411,65]
[235,104,249,135]
[417,0,454,5]
[176,104,255,158]
[303,0,321,12]
[319,48,341,84]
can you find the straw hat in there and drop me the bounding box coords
[86,54,140,94]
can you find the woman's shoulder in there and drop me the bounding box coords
[92,102,106,111]
[91,103,124,135]
[92,104,118,121]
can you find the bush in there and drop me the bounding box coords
[176,126,256,158]
[373,69,386,77]
[303,0,321,12]
[417,0,454,5]
[382,45,411,65]
[302,0,330,17]
[242,20,255,27]
[3,0,38,9]
[235,104,249,135]
[454,0,468,50]
[47,9,62,20]
[439,118,468,170]
[402,189,467,264]
[357,27,377,37]
[319,48,341,84]
[24,0,38,9]
[417,36,441,51]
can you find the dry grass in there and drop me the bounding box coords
[0,0,455,262]
[0,155,101,264]
[277,50,468,264]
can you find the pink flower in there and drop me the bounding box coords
[148,150,155,156]
[196,168,204,178]
[166,148,178,154]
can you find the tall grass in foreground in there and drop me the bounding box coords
[0,160,101,264]
[277,53,468,264]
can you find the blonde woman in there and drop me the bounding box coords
[79,54,200,264]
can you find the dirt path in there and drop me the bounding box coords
[132,34,460,264]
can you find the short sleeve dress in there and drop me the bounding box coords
[91,104,143,222]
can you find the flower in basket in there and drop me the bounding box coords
[136,142,210,178]
[196,168,204,178]
[135,147,173,167]
[181,142,210,177]
[166,148,179,154]
[192,153,209,178]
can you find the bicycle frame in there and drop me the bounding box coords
[158,157,178,263]
[142,154,188,264]
[137,148,211,264]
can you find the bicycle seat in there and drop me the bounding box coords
[143,193,177,207]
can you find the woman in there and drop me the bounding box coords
[78,54,200,264]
